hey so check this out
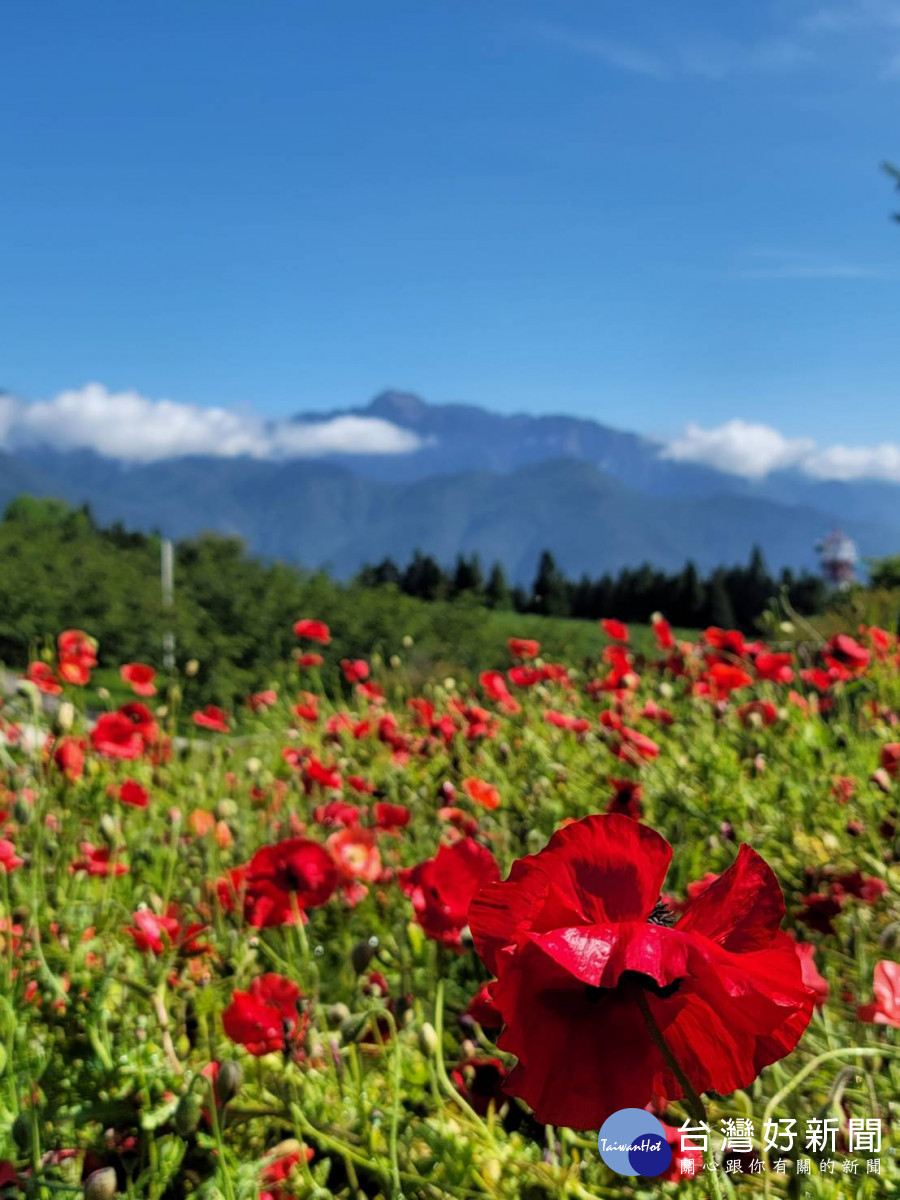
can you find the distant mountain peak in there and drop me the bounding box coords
[367,390,430,424]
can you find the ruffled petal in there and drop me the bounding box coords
[677,844,785,952]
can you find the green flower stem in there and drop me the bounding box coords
[634,986,724,1200]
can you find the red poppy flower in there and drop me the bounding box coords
[857,960,900,1028]
[0,839,23,872]
[508,637,540,659]
[90,713,144,760]
[71,843,128,877]
[399,838,500,948]
[508,665,545,688]
[754,652,794,684]
[702,627,747,656]
[824,633,870,673]
[479,671,521,714]
[611,725,659,764]
[831,775,856,804]
[260,1146,315,1196]
[468,814,815,1129]
[737,700,778,727]
[341,658,370,683]
[793,940,828,1008]
[705,662,754,699]
[296,651,324,668]
[126,907,210,956]
[374,801,411,831]
[57,629,98,685]
[303,756,342,792]
[242,838,338,928]
[192,705,230,733]
[248,689,278,711]
[642,616,670,655]
[119,702,159,747]
[53,736,85,781]
[464,982,503,1032]
[293,618,331,644]
[26,662,62,695]
[451,1056,509,1115]
[880,743,900,777]
[544,709,590,734]
[293,693,319,722]
[797,892,843,935]
[223,973,306,1056]
[606,778,643,820]
[327,828,382,904]
[120,663,157,697]
[313,800,361,828]
[462,777,501,810]
[115,778,150,808]
[600,618,629,642]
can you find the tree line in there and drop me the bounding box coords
[356,547,828,631]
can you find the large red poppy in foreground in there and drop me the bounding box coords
[468,814,815,1130]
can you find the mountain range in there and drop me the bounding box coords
[2,390,898,582]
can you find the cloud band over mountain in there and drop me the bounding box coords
[661,419,900,483]
[2,384,899,484]
[0,384,423,463]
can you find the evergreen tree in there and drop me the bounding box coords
[485,562,512,610]
[451,553,484,597]
[707,568,737,629]
[402,551,446,601]
[531,550,570,616]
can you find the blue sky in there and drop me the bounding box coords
[2,0,899,462]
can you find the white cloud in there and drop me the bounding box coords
[528,22,815,80]
[0,383,423,463]
[527,22,667,77]
[731,248,895,281]
[662,420,815,479]
[661,420,900,483]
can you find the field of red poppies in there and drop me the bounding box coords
[0,614,898,1199]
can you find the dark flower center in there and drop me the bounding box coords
[647,897,675,927]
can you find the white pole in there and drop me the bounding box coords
[161,538,176,670]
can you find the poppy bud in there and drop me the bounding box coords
[174,1091,203,1136]
[54,701,75,734]
[13,796,32,826]
[872,768,893,794]
[350,939,376,974]
[419,1022,439,1056]
[84,1169,117,1200]
[11,1112,32,1152]
[99,814,118,845]
[185,659,200,677]
[402,635,413,647]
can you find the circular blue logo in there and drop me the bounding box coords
[597,1108,672,1177]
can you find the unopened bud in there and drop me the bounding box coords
[350,939,376,974]
[55,701,75,734]
[215,1060,243,1104]
[185,659,200,677]
[174,1091,202,1136]
[871,768,893,795]
[419,1022,439,1056]
[84,1167,117,1200]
